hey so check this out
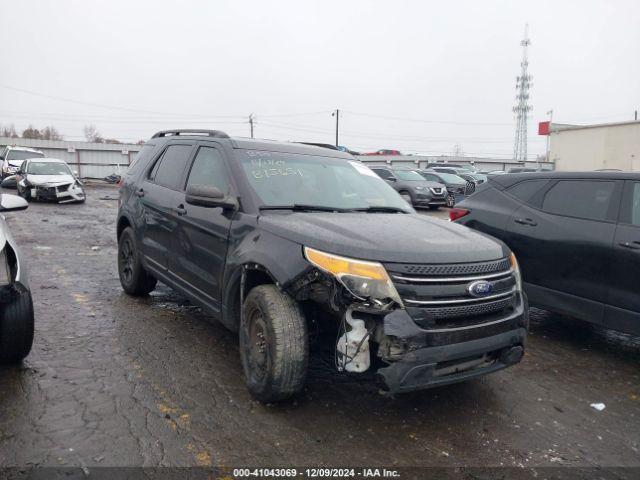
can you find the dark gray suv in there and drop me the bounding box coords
[117,130,528,402]
[370,166,447,209]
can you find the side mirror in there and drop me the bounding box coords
[73,170,79,177]
[387,176,397,182]
[185,184,237,210]
[0,194,28,212]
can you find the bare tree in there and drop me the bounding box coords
[0,124,19,138]
[41,126,64,141]
[22,125,43,139]
[83,124,104,143]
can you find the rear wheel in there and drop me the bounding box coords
[240,284,308,403]
[0,290,34,364]
[118,227,157,296]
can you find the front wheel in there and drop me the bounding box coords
[17,185,31,201]
[446,194,455,208]
[0,289,34,364]
[118,227,157,296]
[240,284,308,403]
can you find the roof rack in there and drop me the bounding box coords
[151,129,230,139]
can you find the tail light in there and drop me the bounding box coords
[449,208,470,222]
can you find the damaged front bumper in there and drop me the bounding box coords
[32,182,85,203]
[376,298,528,394]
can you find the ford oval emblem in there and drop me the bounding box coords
[467,280,493,297]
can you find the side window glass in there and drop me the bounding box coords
[373,169,389,179]
[152,144,193,190]
[186,147,229,192]
[542,180,615,221]
[622,182,640,226]
[506,180,549,204]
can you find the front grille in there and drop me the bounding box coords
[412,297,516,329]
[465,181,476,195]
[386,258,510,277]
[386,258,516,330]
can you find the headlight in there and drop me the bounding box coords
[304,246,403,307]
[509,252,522,292]
[0,248,11,286]
[414,186,426,191]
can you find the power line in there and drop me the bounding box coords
[342,110,515,127]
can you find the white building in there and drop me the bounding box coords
[546,120,640,172]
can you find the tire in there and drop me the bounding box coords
[240,284,308,403]
[446,194,455,208]
[399,191,413,205]
[118,226,157,296]
[0,289,34,364]
[17,185,31,202]
[428,205,440,210]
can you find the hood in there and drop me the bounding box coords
[26,174,75,186]
[423,181,447,189]
[258,212,507,264]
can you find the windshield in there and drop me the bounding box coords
[392,170,424,181]
[7,150,44,161]
[26,161,72,175]
[239,152,411,211]
[430,172,466,184]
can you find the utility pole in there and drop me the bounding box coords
[332,109,340,147]
[545,109,553,163]
[513,24,533,163]
[249,114,255,138]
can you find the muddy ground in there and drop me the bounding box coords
[0,184,638,469]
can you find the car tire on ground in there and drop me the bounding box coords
[118,226,157,296]
[0,290,34,364]
[399,190,413,205]
[446,194,455,208]
[240,284,308,403]
[17,185,31,202]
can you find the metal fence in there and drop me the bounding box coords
[0,137,144,179]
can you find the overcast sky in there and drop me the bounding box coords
[1,0,638,158]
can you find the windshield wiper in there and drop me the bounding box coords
[258,204,350,212]
[349,206,409,213]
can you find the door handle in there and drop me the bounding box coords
[173,205,187,216]
[619,241,640,250]
[135,188,145,197]
[514,218,537,226]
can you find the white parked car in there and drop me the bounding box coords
[16,158,85,203]
[0,146,45,179]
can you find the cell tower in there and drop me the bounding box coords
[513,24,532,162]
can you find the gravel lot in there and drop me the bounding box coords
[0,184,638,470]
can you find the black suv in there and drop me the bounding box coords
[454,172,640,336]
[369,166,447,209]
[117,130,528,402]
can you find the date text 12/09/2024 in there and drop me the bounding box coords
[232,469,401,478]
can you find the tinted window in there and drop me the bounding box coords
[372,169,390,179]
[186,147,229,192]
[151,145,192,190]
[507,180,549,203]
[127,143,155,177]
[542,180,615,221]
[620,182,640,226]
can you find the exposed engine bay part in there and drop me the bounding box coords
[336,309,371,373]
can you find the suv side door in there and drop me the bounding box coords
[506,178,621,325]
[172,143,234,315]
[139,142,195,274]
[606,180,640,334]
